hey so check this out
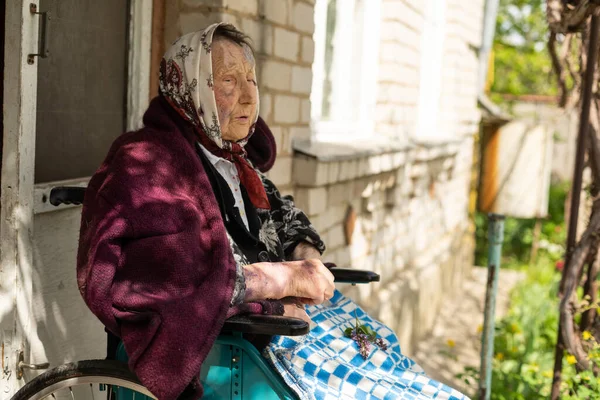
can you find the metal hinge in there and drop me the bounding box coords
[16,350,49,379]
[28,3,51,65]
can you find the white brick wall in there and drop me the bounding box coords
[262,0,289,25]
[376,0,483,142]
[223,0,258,14]
[274,95,300,123]
[301,36,314,64]
[292,136,476,353]
[274,27,300,61]
[292,1,315,34]
[291,66,312,94]
[261,60,292,91]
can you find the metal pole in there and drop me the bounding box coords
[551,13,600,400]
[478,213,505,400]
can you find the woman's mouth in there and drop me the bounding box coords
[236,116,250,123]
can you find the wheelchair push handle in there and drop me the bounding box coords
[49,186,86,206]
[331,268,380,284]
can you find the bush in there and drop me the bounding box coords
[457,256,560,399]
[463,182,600,399]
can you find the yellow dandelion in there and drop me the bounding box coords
[446,339,456,348]
[583,331,592,341]
[477,324,483,334]
[542,370,553,378]
[527,363,539,372]
[566,355,577,365]
[495,352,504,361]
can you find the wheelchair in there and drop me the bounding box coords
[12,187,380,400]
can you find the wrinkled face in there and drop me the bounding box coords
[211,38,258,142]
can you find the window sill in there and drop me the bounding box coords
[291,136,462,187]
[293,137,412,162]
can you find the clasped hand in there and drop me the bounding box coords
[243,259,335,323]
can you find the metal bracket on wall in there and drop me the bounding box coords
[16,350,49,380]
[28,3,51,65]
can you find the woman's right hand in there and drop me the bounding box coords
[243,259,335,305]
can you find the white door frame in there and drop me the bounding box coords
[127,0,153,132]
[1,1,153,397]
[1,1,39,397]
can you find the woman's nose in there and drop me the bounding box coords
[239,80,257,104]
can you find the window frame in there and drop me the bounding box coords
[310,0,382,143]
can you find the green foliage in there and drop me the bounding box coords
[489,257,560,399]
[560,334,600,399]
[491,0,558,96]
[457,256,563,398]
[464,183,600,398]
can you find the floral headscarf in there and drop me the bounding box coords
[159,23,270,209]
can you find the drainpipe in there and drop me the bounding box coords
[478,214,505,400]
[476,3,504,400]
[477,0,510,122]
[478,0,500,96]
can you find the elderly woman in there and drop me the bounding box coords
[77,23,468,400]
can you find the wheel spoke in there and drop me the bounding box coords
[11,360,156,400]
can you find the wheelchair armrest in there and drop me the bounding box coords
[331,268,380,284]
[49,186,86,206]
[221,314,309,336]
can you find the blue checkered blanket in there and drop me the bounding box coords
[263,290,470,400]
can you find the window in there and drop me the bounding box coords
[311,0,381,142]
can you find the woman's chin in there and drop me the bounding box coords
[222,129,250,142]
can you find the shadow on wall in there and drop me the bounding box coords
[25,207,106,380]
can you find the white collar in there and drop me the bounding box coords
[198,143,232,167]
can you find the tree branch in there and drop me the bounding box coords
[559,200,600,370]
[550,32,570,107]
[548,0,600,34]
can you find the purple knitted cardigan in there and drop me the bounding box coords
[77,96,280,399]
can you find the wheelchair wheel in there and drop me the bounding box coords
[12,360,156,400]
